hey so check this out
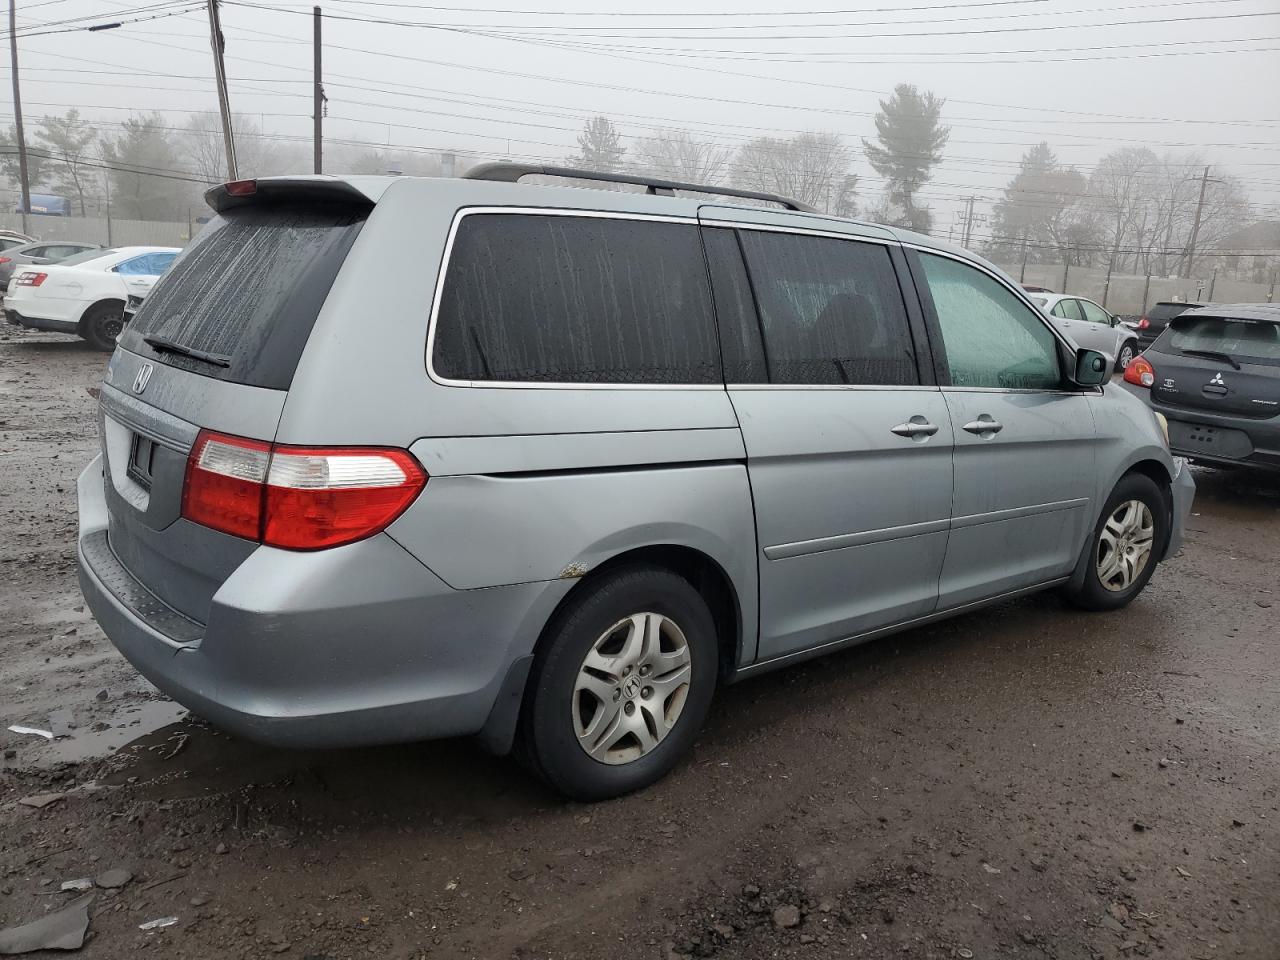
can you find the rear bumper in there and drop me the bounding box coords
[5,307,78,334]
[76,455,571,749]
[1153,403,1280,471]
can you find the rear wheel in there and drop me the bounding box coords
[1115,340,1137,371]
[518,565,717,801]
[81,302,125,351]
[1063,473,1168,611]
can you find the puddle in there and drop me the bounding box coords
[13,699,189,769]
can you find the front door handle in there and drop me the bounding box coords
[962,416,1004,438]
[891,418,940,440]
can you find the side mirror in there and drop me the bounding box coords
[1072,348,1109,386]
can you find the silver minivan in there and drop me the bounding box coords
[77,166,1195,800]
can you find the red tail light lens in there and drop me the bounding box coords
[181,430,427,550]
[1124,356,1155,388]
[0,257,11,264]
[1136,317,1150,329]
[16,271,47,286]
[224,179,258,197]
[182,432,271,540]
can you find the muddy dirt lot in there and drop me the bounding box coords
[1,328,1277,960]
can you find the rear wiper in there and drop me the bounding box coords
[143,334,231,368]
[1179,348,1241,371]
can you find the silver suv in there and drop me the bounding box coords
[77,166,1195,800]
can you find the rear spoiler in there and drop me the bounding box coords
[204,177,379,214]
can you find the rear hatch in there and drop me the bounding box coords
[99,181,371,624]
[1147,311,1280,419]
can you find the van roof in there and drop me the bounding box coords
[209,171,991,269]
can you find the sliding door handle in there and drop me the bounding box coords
[962,416,1004,437]
[891,419,940,439]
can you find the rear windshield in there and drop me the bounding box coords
[119,204,366,390]
[1166,316,1280,365]
[1147,302,1197,321]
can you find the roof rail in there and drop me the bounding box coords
[463,162,819,214]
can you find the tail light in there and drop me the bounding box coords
[181,430,427,550]
[16,272,46,286]
[1124,356,1155,388]
[224,179,257,196]
[0,257,11,264]
[1136,317,1150,329]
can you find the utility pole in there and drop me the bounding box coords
[8,0,31,230]
[312,6,323,174]
[206,0,238,180]
[1182,165,1219,279]
[961,195,976,247]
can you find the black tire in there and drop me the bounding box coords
[1115,340,1137,372]
[518,565,718,801]
[1063,473,1168,611]
[81,301,125,351]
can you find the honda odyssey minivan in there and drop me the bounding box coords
[77,165,1195,800]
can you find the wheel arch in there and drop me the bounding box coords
[476,543,745,756]
[543,544,744,681]
[77,297,125,332]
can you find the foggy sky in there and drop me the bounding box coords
[3,0,1279,235]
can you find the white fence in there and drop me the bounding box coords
[996,262,1278,316]
[0,210,194,248]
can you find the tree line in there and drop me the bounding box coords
[0,89,1264,284]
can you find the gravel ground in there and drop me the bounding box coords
[1,327,1277,960]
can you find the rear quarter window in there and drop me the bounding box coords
[119,205,366,390]
[431,213,719,385]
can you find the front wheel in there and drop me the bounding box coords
[1115,340,1137,371]
[518,565,718,801]
[1063,473,1168,611]
[81,302,125,351]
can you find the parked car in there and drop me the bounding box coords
[0,230,33,251]
[1125,303,1280,471]
[0,240,102,286]
[1134,300,1207,349]
[4,246,179,349]
[76,168,1194,800]
[1029,293,1141,370]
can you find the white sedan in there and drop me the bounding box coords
[1027,293,1141,371]
[4,245,180,350]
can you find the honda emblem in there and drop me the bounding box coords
[132,363,153,394]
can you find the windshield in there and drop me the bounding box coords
[1167,316,1280,365]
[58,248,118,267]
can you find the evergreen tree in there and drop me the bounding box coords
[570,116,626,173]
[988,142,1091,264]
[862,84,949,234]
[100,113,190,221]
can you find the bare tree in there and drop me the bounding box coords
[182,112,285,182]
[34,110,98,215]
[730,132,856,215]
[631,128,731,186]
